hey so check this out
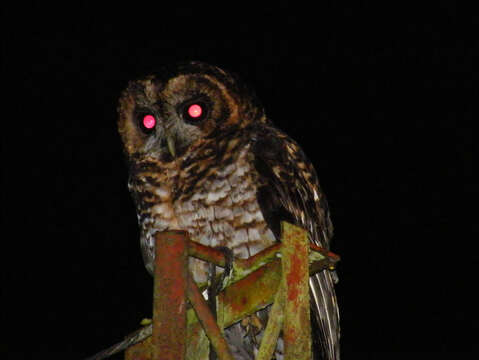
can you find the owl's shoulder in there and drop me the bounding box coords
[248,123,315,181]
[247,122,333,245]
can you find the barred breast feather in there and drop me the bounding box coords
[128,133,276,283]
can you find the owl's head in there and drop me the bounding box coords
[118,62,266,162]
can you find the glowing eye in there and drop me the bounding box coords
[142,114,156,129]
[187,104,203,119]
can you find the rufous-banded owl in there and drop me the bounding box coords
[117,61,340,360]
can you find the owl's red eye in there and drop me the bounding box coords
[183,102,207,122]
[142,114,156,129]
[187,104,203,118]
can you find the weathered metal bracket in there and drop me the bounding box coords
[88,222,339,360]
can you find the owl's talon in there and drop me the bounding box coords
[215,246,234,292]
[207,246,234,297]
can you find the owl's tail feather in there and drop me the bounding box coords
[310,270,340,360]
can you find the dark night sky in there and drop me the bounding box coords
[4,2,478,359]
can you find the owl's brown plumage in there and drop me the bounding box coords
[118,62,339,360]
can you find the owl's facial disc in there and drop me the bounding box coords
[118,63,266,162]
[132,96,210,161]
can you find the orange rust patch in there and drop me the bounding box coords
[170,276,187,301]
[283,326,298,343]
[227,265,267,313]
[286,251,303,302]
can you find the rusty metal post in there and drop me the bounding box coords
[86,225,340,360]
[152,231,189,360]
[281,222,312,360]
[186,273,234,360]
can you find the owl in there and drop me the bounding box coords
[117,61,340,360]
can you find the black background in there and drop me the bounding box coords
[4,2,478,359]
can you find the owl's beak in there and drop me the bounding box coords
[166,135,176,158]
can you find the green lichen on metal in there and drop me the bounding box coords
[227,243,282,286]
[256,280,285,360]
[186,305,210,360]
[187,272,235,360]
[308,249,326,263]
[219,259,282,328]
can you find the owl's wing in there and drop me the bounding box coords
[251,125,340,360]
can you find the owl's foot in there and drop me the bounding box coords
[212,246,234,293]
[206,246,234,314]
[206,246,234,296]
